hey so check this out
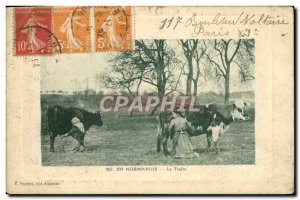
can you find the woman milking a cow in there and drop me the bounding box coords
[60,117,86,152]
[168,110,200,158]
[164,108,226,158]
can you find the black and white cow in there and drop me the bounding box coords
[191,100,251,152]
[156,100,251,154]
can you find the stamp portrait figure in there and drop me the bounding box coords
[101,7,127,48]
[60,11,86,51]
[94,6,132,52]
[21,11,47,53]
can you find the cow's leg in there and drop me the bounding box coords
[212,142,217,153]
[156,127,162,153]
[49,132,56,152]
[216,142,220,153]
[206,132,212,152]
[162,131,169,155]
[157,135,162,153]
[73,144,80,151]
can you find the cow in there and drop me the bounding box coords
[47,105,103,152]
[188,100,251,152]
[156,100,251,154]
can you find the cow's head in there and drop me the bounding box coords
[231,100,250,121]
[93,111,104,126]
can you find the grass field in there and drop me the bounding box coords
[41,111,255,166]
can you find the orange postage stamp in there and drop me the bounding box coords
[94,6,132,52]
[53,7,91,53]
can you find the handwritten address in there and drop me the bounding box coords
[159,12,289,37]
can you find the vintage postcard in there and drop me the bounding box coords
[6,6,294,194]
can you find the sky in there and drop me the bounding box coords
[40,40,254,94]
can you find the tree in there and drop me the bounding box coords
[179,39,198,95]
[135,40,182,115]
[99,52,143,97]
[206,39,254,104]
[100,40,182,115]
[135,40,181,96]
[99,52,144,116]
[192,40,208,96]
[179,39,208,96]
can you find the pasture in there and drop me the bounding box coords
[41,102,255,166]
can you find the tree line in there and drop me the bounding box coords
[99,39,254,105]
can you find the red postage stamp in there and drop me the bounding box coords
[15,7,53,56]
[94,6,132,52]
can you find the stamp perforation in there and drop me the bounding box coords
[133,6,136,51]
[12,8,16,56]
